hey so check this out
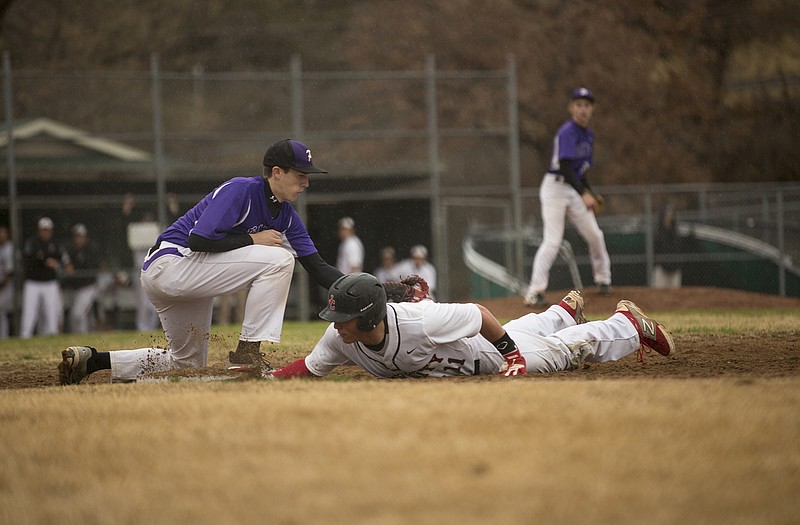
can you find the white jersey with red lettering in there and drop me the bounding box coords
[304,300,643,378]
[306,301,504,378]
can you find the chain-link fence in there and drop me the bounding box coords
[2,54,798,338]
[465,182,800,300]
[0,53,521,335]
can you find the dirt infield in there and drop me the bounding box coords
[478,285,800,319]
[473,286,800,380]
[1,286,798,389]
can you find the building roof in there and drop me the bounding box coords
[0,117,156,180]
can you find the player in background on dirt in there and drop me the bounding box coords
[21,217,72,338]
[335,216,364,274]
[120,193,183,333]
[373,246,400,283]
[394,244,437,299]
[524,87,612,308]
[63,223,106,333]
[267,273,674,380]
[58,139,347,384]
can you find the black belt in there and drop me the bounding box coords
[147,240,161,257]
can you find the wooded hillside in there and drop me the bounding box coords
[1,0,798,184]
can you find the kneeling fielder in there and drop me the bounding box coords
[270,273,674,379]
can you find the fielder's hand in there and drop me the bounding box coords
[593,193,605,214]
[582,190,605,214]
[382,275,431,303]
[250,229,284,247]
[500,349,527,377]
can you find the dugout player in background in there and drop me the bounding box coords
[21,217,72,338]
[335,216,364,274]
[63,223,105,333]
[59,139,346,384]
[523,87,612,308]
[267,273,674,380]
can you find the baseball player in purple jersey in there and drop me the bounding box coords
[267,273,674,380]
[58,139,346,384]
[524,87,612,307]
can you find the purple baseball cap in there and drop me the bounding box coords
[263,139,328,174]
[571,87,594,102]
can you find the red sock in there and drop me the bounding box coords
[616,310,639,331]
[558,299,577,319]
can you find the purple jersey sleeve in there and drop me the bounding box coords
[548,120,594,179]
[157,176,318,257]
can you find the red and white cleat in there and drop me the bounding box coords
[615,300,675,359]
[558,290,586,324]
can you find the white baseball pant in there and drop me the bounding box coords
[132,248,159,332]
[68,284,98,333]
[527,175,611,295]
[20,280,63,338]
[109,243,295,382]
[505,304,639,373]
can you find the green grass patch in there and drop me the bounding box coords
[0,321,330,366]
[0,311,795,366]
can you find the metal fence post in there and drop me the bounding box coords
[699,189,708,223]
[150,53,167,227]
[777,190,786,296]
[503,204,514,293]
[644,191,654,287]
[426,55,445,300]
[291,54,310,321]
[507,55,523,289]
[3,51,21,333]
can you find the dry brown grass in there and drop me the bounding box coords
[2,289,799,524]
[2,378,799,525]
